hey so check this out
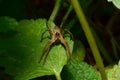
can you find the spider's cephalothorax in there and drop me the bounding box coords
[52,26,62,41]
[39,25,73,64]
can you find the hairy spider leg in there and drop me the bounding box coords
[60,36,71,62]
[63,29,74,40]
[60,22,63,29]
[40,29,49,42]
[39,40,54,64]
[40,21,54,42]
[39,27,54,64]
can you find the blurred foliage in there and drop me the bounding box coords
[61,58,102,80]
[72,40,85,61]
[106,61,120,80]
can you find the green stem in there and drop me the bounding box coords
[49,0,62,21]
[71,0,107,80]
[54,72,62,80]
[60,5,73,27]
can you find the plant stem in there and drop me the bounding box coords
[71,0,107,80]
[60,5,73,27]
[49,0,61,21]
[54,72,62,80]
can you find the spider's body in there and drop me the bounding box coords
[52,26,62,42]
[39,24,72,64]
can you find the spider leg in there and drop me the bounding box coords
[60,23,63,29]
[40,28,53,41]
[63,29,74,40]
[60,37,71,62]
[46,23,53,36]
[39,40,54,64]
[40,29,49,42]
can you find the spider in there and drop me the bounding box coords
[39,23,73,64]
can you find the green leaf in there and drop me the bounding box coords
[0,17,74,80]
[0,16,18,32]
[108,0,120,9]
[106,60,120,80]
[72,40,85,61]
[61,59,102,80]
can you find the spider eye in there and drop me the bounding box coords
[55,32,60,37]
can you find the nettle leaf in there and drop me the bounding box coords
[0,17,74,80]
[106,60,120,80]
[61,59,102,80]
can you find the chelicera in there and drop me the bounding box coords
[39,23,73,64]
